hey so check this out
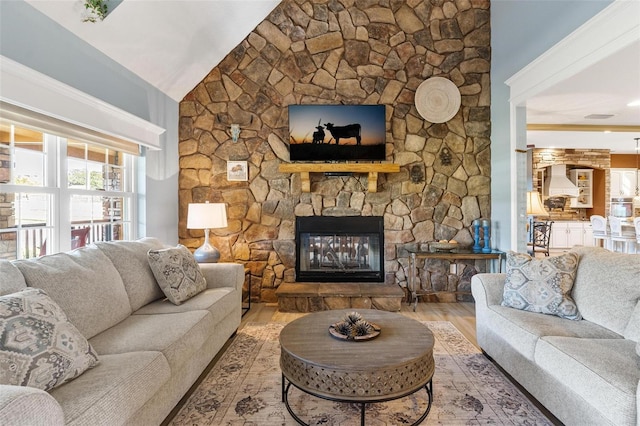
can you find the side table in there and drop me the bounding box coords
[408,248,504,311]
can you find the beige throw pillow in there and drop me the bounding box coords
[0,288,100,391]
[147,245,206,305]
[502,251,581,320]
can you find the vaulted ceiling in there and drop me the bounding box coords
[25,0,280,101]
[25,0,640,153]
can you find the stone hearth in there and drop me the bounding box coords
[276,282,404,312]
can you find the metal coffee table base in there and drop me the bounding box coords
[281,374,433,426]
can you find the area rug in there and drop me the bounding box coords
[169,321,552,425]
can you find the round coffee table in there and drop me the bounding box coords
[279,309,434,426]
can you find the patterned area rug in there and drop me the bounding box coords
[169,321,552,425]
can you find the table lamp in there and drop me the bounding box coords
[526,191,549,216]
[526,191,549,240]
[187,202,228,263]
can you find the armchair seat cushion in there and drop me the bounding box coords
[484,304,620,360]
[88,310,213,372]
[535,337,639,425]
[134,287,237,324]
[49,351,169,426]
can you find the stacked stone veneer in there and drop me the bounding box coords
[532,149,610,220]
[178,0,492,303]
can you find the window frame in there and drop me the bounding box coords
[0,124,137,259]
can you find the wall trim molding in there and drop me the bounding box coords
[506,0,640,105]
[0,55,165,150]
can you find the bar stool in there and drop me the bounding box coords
[634,217,640,248]
[590,215,611,250]
[608,216,636,253]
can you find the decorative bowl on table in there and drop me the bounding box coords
[429,241,461,252]
[329,311,381,341]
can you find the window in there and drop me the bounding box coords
[0,122,135,260]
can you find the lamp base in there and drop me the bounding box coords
[193,242,220,263]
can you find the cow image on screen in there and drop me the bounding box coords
[325,123,361,145]
[312,120,325,144]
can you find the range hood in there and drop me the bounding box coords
[544,165,580,198]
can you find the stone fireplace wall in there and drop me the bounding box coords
[178,0,492,303]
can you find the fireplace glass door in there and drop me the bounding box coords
[295,216,384,282]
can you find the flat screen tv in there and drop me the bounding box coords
[288,104,386,162]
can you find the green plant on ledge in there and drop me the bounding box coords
[82,0,108,23]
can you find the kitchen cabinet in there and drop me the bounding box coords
[569,169,593,208]
[610,169,638,198]
[550,221,594,249]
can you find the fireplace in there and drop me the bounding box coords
[295,216,384,282]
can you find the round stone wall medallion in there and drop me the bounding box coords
[414,77,461,123]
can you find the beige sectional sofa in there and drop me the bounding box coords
[472,246,640,426]
[0,238,244,425]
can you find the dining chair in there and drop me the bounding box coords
[608,216,636,254]
[590,215,611,250]
[527,220,553,257]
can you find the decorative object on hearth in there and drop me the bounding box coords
[230,124,240,142]
[329,311,380,341]
[410,164,424,183]
[472,219,482,251]
[482,219,492,253]
[187,201,228,263]
[439,147,452,165]
[414,77,461,123]
[429,240,460,252]
[226,160,248,181]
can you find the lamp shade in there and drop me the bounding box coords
[187,203,228,229]
[526,191,549,216]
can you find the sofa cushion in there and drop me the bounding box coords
[535,336,639,425]
[13,246,131,339]
[134,287,237,325]
[0,260,27,296]
[93,238,166,311]
[484,304,621,361]
[502,251,581,320]
[572,247,640,335]
[0,288,99,391]
[88,310,213,372]
[147,245,206,305]
[49,351,170,425]
[623,301,640,342]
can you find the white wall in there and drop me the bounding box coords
[0,1,179,244]
[490,0,612,252]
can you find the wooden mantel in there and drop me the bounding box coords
[278,163,401,192]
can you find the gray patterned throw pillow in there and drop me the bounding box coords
[147,245,207,305]
[0,288,100,391]
[502,251,582,320]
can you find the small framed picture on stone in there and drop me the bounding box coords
[227,161,248,181]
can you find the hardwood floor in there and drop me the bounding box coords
[240,302,478,348]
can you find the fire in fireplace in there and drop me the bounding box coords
[295,216,384,282]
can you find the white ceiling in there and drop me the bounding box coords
[25,0,280,102]
[24,0,640,153]
[526,39,640,154]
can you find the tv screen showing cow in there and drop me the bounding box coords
[288,105,386,162]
